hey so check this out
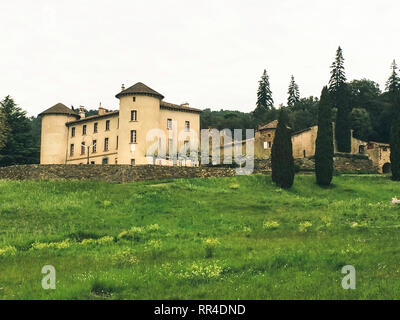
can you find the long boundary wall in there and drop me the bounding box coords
[0,164,236,183]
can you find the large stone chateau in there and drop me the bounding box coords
[39,82,202,165]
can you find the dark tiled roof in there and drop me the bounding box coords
[66,110,119,126]
[258,120,278,131]
[160,101,202,113]
[39,103,79,117]
[367,141,390,147]
[292,127,313,136]
[259,120,292,132]
[115,82,164,99]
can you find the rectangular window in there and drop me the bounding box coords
[90,161,95,164]
[169,138,173,151]
[131,110,137,121]
[82,125,87,135]
[184,140,190,153]
[167,118,172,130]
[71,127,75,137]
[130,130,137,143]
[132,97,136,102]
[131,159,135,165]
[185,121,190,131]
[105,120,110,131]
[116,136,119,149]
[81,142,85,155]
[92,140,97,153]
[70,144,74,156]
[104,137,109,151]
[94,122,98,133]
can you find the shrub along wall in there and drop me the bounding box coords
[0,164,237,183]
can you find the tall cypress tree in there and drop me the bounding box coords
[390,92,400,180]
[315,86,334,186]
[386,59,400,94]
[329,46,351,152]
[254,69,274,121]
[334,83,352,152]
[271,109,294,189]
[287,75,300,108]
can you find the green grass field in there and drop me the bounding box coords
[0,174,400,299]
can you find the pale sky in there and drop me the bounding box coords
[0,0,399,116]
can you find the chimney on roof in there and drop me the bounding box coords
[181,102,189,108]
[98,102,106,115]
[78,106,85,119]
[121,84,125,91]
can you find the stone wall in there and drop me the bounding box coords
[0,153,378,183]
[332,153,378,173]
[0,164,236,183]
[253,153,378,173]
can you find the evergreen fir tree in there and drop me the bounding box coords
[271,109,294,189]
[315,86,334,186]
[385,59,400,94]
[287,75,300,108]
[253,69,274,121]
[328,46,346,92]
[390,92,400,181]
[329,46,351,152]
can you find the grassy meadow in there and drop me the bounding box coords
[0,174,400,299]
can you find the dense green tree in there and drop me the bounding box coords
[292,96,319,112]
[385,60,400,94]
[390,92,400,180]
[253,69,274,124]
[350,108,373,141]
[348,79,381,113]
[287,75,300,108]
[0,109,8,150]
[200,109,256,130]
[29,116,41,163]
[348,79,382,140]
[288,96,319,131]
[315,87,334,186]
[0,96,37,166]
[271,109,294,189]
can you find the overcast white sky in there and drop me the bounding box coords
[0,0,399,116]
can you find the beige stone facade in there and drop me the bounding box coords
[40,82,201,166]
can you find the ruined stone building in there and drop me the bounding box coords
[220,120,391,173]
